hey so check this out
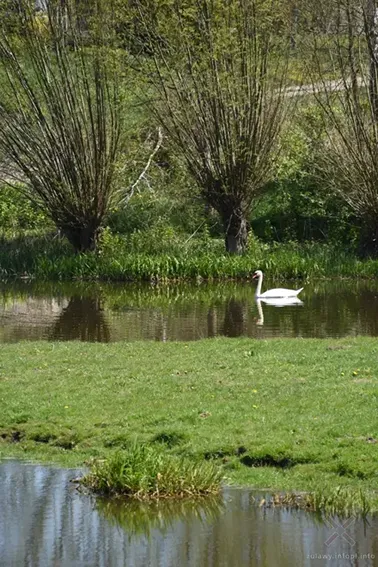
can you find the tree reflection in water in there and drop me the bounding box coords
[49,296,110,342]
[221,299,248,337]
[1,462,377,567]
[2,279,378,341]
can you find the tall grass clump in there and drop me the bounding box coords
[304,486,375,518]
[81,444,222,500]
[266,485,376,518]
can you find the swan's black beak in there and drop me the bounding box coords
[252,273,258,279]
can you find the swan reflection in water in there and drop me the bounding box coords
[255,297,304,326]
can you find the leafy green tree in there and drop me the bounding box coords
[135,0,295,254]
[0,0,121,252]
[309,0,378,255]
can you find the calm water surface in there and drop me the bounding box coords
[1,279,378,342]
[0,461,377,567]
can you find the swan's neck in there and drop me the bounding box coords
[255,273,263,297]
[256,300,264,325]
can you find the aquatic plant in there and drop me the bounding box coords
[81,444,222,499]
[265,486,376,518]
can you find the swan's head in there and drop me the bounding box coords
[252,270,263,279]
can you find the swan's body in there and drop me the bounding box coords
[252,270,303,299]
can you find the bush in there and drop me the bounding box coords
[0,184,48,231]
[107,181,210,238]
[251,105,359,248]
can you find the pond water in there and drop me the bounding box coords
[0,461,376,567]
[1,279,378,342]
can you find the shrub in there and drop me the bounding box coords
[0,184,48,231]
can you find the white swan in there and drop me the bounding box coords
[252,270,303,299]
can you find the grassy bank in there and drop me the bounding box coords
[1,337,378,513]
[1,233,378,281]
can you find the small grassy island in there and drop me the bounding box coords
[80,444,222,500]
[1,337,377,514]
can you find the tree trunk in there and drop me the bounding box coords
[62,223,100,253]
[222,209,248,254]
[358,218,378,257]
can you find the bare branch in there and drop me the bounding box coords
[0,0,121,252]
[118,126,163,206]
[135,0,296,254]
[308,0,378,254]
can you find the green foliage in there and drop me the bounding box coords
[81,444,222,499]
[0,6,372,262]
[0,0,122,252]
[0,0,20,35]
[252,105,358,246]
[108,141,212,237]
[135,0,296,253]
[1,229,378,282]
[108,191,207,237]
[0,184,49,231]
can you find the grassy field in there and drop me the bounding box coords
[1,337,378,513]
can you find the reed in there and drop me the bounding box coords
[265,486,375,518]
[81,444,222,499]
[1,232,378,282]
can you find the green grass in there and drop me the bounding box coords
[81,444,221,499]
[1,232,378,281]
[1,337,378,513]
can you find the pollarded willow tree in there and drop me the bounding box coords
[0,0,121,252]
[135,0,295,254]
[309,0,378,255]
